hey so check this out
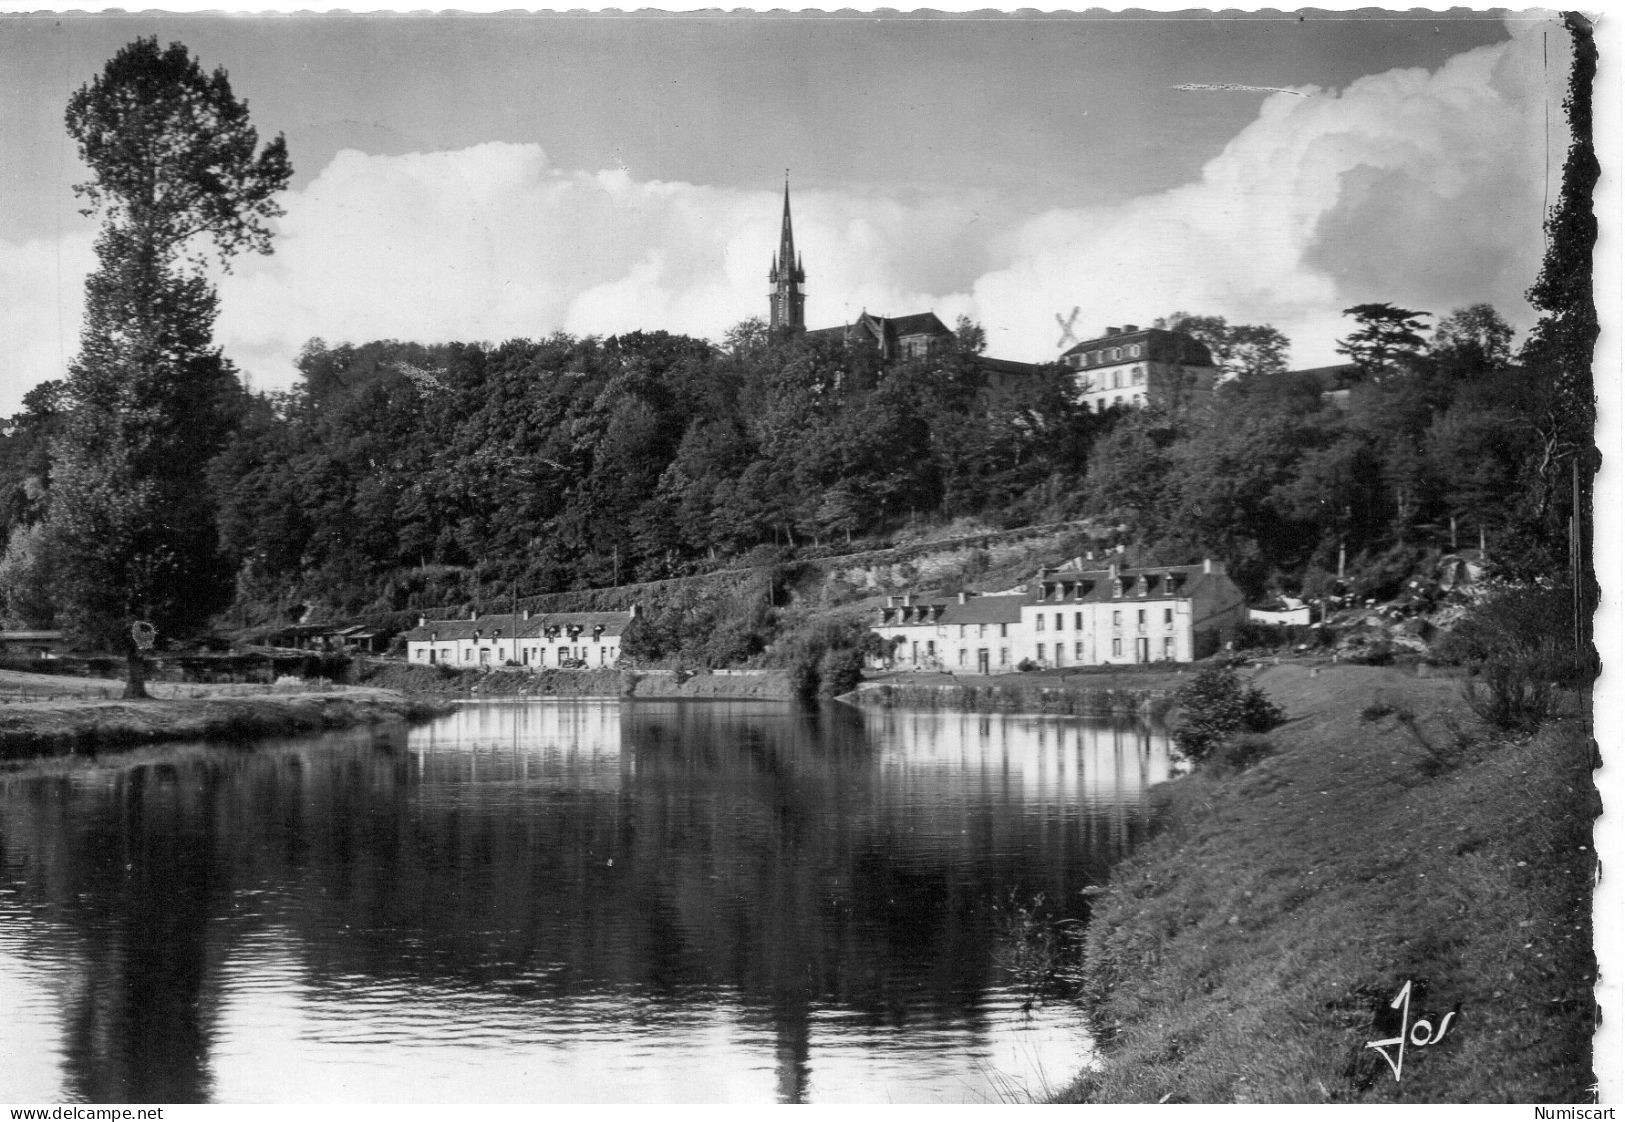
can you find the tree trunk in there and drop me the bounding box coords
[123,646,150,700]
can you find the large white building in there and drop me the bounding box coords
[1059,325,1218,412]
[402,608,638,669]
[872,559,1246,673]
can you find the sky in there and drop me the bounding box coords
[0,7,1576,412]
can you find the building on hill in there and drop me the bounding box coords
[766,182,1042,381]
[403,607,639,669]
[1286,363,1362,409]
[872,557,1246,673]
[804,310,954,363]
[1059,324,1218,412]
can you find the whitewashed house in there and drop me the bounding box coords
[1019,559,1246,667]
[403,607,639,670]
[872,592,1028,674]
[872,559,1247,673]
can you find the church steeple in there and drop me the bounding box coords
[768,174,806,332]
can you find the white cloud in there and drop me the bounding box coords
[0,24,1560,412]
[0,231,94,406]
[969,25,1559,366]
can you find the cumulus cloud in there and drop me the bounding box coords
[0,24,1559,411]
[970,25,1559,364]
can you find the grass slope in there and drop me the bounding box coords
[1059,663,1597,1103]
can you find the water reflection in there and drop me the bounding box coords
[0,702,1171,1103]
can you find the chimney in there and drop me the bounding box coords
[1109,562,1119,580]
[1086,550,1094,562]
[1124,323,1139,333]
[958,591,968,604]
[1106,325,1121,336]
[470,609,478,621]
[1203,557,1213,574]
[522,608,532,620]
[886,596,896,608]
[417,615,426,627]
[903,594,913,607]
[628,604,643,618]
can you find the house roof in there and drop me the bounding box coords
[885,311,951,338]
[979,356,1045,378]
[402,610,635,643]
[1027,562,1230,604]
[1060,326,1215,368]
[877,593,1027,628]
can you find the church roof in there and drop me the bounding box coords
[886,312,951,338]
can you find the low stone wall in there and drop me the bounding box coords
[844,681,1172,717]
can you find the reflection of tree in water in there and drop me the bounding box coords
[3,763,234,1102]
[0,705,1168,1102]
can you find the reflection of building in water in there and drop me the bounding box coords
[410,702,626,791]
[862,709,1172,860]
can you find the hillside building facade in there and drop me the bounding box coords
[1060,325,1218,411]
[403,608,638,669]
[872,558,1246,673]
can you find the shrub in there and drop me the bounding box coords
[1210,733,1274,772]
[817,646,865,699]
[1171,666,1285,762]
[1463,646,1560,733]
[1436,586,1594,733]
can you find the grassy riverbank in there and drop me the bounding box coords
[0,668,447,762]
[1057,663,1597,1103]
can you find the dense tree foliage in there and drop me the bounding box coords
[5,38,289,694]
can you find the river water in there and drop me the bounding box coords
[0,700,1173,1104]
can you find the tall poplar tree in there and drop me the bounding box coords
[45,37,290,695]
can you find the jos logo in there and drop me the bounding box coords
[1365,979,1459,1081]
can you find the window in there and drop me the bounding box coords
[1112,638,1123,657]
[979,624,987,638]
[1055,612,1063,630]
[999,647,1009,665]
[1164,637,1176,657]
[1112,610,1122,626]
[1000,623,1008,638]
[958,649,967,666]
[1036,615,1045,632]
[1137,609,1146,625]
[1164,608,1174,625]
[1074,612,1083,629]
[1075,641,1085,659]
[1114,396,1123,407]
[959,624,966,638]
[464,649,472,661]
[1131,343,1142,357]
[1055,643,1064,664]
[1112,370,1122,389]
[1131,366,1144,385]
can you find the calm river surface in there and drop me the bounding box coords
[0,700,1173,1104]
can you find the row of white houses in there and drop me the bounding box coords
[402,607,639,669]
[871,558,1247,673]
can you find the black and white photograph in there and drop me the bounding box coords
[0,3,1611,1108]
